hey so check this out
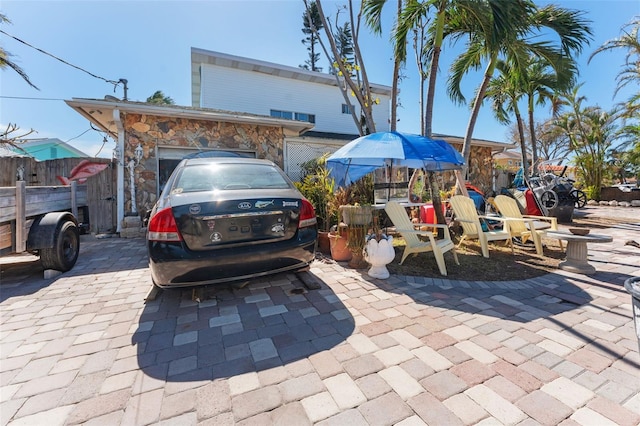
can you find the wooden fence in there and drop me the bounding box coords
[0,157,117,234]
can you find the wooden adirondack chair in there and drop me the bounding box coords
[384,201,459,276]
[449,195,514,258]
[494,194,561,254]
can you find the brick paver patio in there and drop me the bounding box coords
[1,206,639,425]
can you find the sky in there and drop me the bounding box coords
[1,0,638,159]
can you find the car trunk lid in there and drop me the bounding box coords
[171,196,303,251]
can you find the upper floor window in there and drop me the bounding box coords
[270,110,293,120]
[50,147,57,158]
[342,104,352,114]
[295,112,315,124]
[271,109,315,124]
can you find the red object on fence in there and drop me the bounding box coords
[56,160,108,185]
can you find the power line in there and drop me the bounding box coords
[0,95,65,101]
[0,29,122,89]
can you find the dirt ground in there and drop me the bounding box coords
[385,209,637,281]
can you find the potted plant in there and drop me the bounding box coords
[336,175,375,268]
[294,155,337,254]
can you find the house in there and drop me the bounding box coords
[192,49,513,187]
[191,48,393,182]
[65,98,314,232]
[9,138,88,161]
[494,150,526,172]
[66,49,513,232]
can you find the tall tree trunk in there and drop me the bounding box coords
[390,0,402,131]
[460,55,498,183]
[425,5,447,230]
[514,105,528,179]
[527,95,538,174]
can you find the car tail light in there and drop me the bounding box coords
[147,207,183,242]
[298,199,317,229]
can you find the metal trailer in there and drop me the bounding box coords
[0,181,88,272]
[527,160,587,219]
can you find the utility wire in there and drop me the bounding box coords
[0,95,65,101]
[0,29,122,88]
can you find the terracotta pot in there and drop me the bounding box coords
[348,251,368,269]
[328,231,352,261]
[317,231,331,255]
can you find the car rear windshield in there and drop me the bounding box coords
[172,163,292,193]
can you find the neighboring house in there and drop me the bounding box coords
[10,138,88,161]
[494,150,527,172]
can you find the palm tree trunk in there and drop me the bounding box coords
[460,55,498,182]
[527,96,538,173]
[425,6,447,229]
[390,0,402,131]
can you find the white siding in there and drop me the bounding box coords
[200,64,390,134]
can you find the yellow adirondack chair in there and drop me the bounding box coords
[494,194,561,254]
[384,201,459,276]
[449,195,514,258]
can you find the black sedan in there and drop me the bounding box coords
[147,157,317,288]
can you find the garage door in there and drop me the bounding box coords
[156,146,256,194]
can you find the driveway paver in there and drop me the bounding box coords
[1,206,639,425]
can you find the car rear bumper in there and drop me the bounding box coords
[148,235,316,288]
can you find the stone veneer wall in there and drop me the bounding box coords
[442,144,494,194]
[121,113,285,215]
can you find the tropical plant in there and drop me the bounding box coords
[294,154,336,232]
[552,86,621,199]
[588,17,640,100]
[445,1,592,181]
[589,17,640,169]
[0,14,38,89]
[485,59,530,174]
[146,90,175,105]
[300,0,324,71]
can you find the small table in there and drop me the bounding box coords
[545,230,613,274]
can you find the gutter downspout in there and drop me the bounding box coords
[114,108,125,233]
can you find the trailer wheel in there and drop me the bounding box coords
[40,221,80,271]
[540,190,558,210]
[571,190,587,208]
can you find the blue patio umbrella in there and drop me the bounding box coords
[326,131,465,188]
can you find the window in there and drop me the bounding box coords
[50,147,57,158]
[294,112,315,123]
[270,110,293,120]
[342,104,352,114]
[271,109,315,123]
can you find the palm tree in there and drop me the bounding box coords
[553,86,620,199]
[588,17,640,99]
[446,1,592,181]
[0,14,38,90]
[146,90,175,105]
[485,60,529,174]
[521,55,577,171]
